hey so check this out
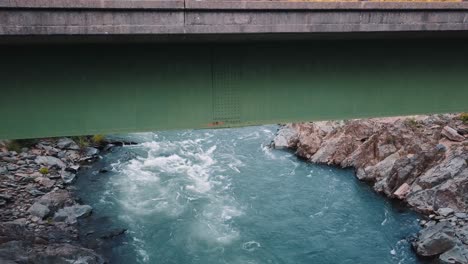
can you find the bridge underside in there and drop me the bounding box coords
[1,38,468,139]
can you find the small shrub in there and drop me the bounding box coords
[92,134,105,145]
[405,118,421,129]
[460,113,468,124]
[39,167,49,175]
[6,140,21,153]
[72,136,89,149]
[6,139,39,152]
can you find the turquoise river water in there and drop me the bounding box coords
[75,125,423,264]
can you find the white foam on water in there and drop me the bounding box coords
[106,132,244,262]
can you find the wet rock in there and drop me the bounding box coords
[414,222,457,257]
[53,205,92,224]
[84,147,99,157]
[68,165,80,173]
[442,126,465,142]
[272,125,298,149]
[56,138,80,150]
[99,228,126,239]
[35,156,66,169]
[40,243,104,264]
[61,170,76,184]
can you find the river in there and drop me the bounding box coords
[75,125,422,264]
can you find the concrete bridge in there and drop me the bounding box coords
[1,0,468,139]
[3,0,468,39]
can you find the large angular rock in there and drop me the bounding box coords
[438,207,455,217]
[28,203,50,219]
[273,126,298,149]
[39,243,104,264]
[56,138,80,150]
[414,222,457,257]
[53,205,92,224]
[30,190,74,218]
[35,156,66,169]
[439,246,468,264]
[61,170,76,184]
[442,126,465,142]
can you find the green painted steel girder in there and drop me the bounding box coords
[1,39,467,139]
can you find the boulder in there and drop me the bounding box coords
[53,205,92,224]
[56,138,80,150]
[28,203,50,219]
[439,246,468,264]
[273,126,298,149]
[84,147,99,157]
[442,126,465,142]
[39,243,104,264]
[35,156,66,169]
[34,177,55,189]
[393,183,411,199]
[414,222,457,256]
[438,208,455,217]
[32,190,74,217]
[61,170,76,184]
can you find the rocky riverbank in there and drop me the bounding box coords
[273,114,468,263]
[0,137,120,263]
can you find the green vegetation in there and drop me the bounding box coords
[6,139,38,152]
[404,117,421,129]
[39,167,49,175]
[72,136,90,149]
[460,113,468,124]
[92,134,105,146]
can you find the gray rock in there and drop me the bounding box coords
[414,222,457,256]
[439,208,456,217]
[53,205,92,224]
[273,126,298,149]
[439,246,468,264]
[28,203,50,219]
[0,194,12,202]
[455,213,467,219]
[6,165,17,171]
[35,190,73,215]
[377,144,397,159]
[27,188,45,197]
[61,170,76,184]
[56,138,80,150]
[442,126,465,142]
[0,166,6,174]
[84,147,99,156]
[34,156,66,169]
[35,177,55,189]
[39,243,104,264]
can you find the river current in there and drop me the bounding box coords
[75,125,422,264]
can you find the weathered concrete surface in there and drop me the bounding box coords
[2,0,468,37]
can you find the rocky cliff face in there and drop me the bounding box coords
[274,114,468,263]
